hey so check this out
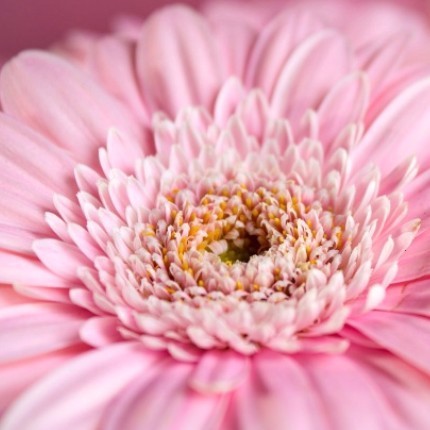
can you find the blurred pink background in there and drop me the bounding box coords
[0,0,196,59]
[1,0,430,61]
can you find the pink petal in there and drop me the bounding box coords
[211,18,256,79]
[0,113,75,201]
[365,64,430,125]
[214,77,245,127]
[106,128,146,174]
[404,170,430,230]
[0,286,31,309]
[0,345,87,415]
[67,223,101,260]
[79,316,122,347]
[317,72,369,150]
[348,346,430,429]
[136,5,224,117]
[246,11,322,97]
[0,51,142,166]
[348,311,430,375]
[100,360,227,430]
[230,351,327,430]
[189,350,249,394]
[0,251,69,287]
[271,29,351,128]
[92,36,149,123]
[357,33,409,91]
[33,239,90,281]
[381,279,430,317]
[0,343,160,430]
[395,231,430,282]
[303,354,389,430]
[352,77,430,176]
[0,303,87,363]
[13,285,71,304]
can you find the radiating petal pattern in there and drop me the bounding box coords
[2,1,430,429]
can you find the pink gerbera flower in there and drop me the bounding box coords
[2,1,430,428]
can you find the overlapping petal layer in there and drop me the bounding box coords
[1,2,430,429]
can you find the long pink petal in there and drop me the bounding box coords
[317,72,369,150]
[271,29,351,128]
[211,18,256,80]
[303,353,390,430]
[79,316,123,347]
[189,350,249,394]
[100,360,227,430]
[0,343,160,430]
[0,345,87,415]
[352,77,430,176]
[136,5,224,117]
[348,346,430,429]
[0,286,32,309]
[0,51,142,166]
[229,351,327,430]
[33,239,90,281]
[348,311,430,375]
[357,33,408,91]
[395,231,430,282]
[246,11,322,97]
[381,279,430,317]
[0,303,87,364]
[92,36,149,123]
[0,251,69,287]
[0,114,75,200]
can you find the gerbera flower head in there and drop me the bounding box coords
[2,1,430,429]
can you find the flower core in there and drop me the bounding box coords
[142,162,346,302]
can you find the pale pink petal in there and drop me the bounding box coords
[395,231,430,282]
[0,51,142,166]
[0,303,87,363]
[228,351,327,430]
[353,77,430,176]
[303,353,390,430]
[317,72,369,149]
[0,114,75,200]
[0,286,32,309]
[92,36,149,123]
[0,343,160,430]
[380,279,430,317]
[365,64,430,125]
[136,5,224,117]
[246,11,322,97]
[33,239,90,281]
[357,33,409,91]
[214,78,245,127]
[100,361,227,430]
[106,128,147,174]
[0,251,69,287]
[271,29,351,127]
[348,346,430,429]
[0,226,45,255]
[189,350,249,394]
[13,285,71,304]
[211,18,256,80]
[348,311,430,375]
[79,316,122,347]
[0,345,87,414]
[403,169,430,230]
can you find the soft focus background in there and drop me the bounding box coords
[0,0,430,61]
[0,0,197,59]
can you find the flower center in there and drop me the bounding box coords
[135,166,346,301]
